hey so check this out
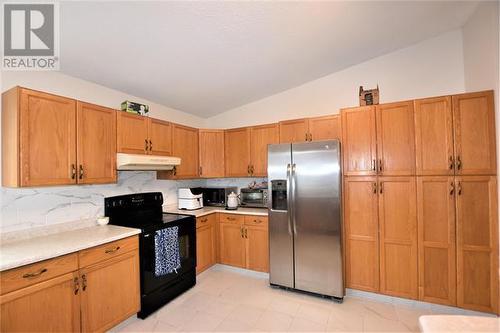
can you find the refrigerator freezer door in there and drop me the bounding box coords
[291,140,343,297]
[268,143,294,288]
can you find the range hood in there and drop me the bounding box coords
[116,153,181,171]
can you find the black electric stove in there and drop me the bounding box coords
[105,192,196,319]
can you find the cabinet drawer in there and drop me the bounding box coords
[196,214,215,228]
[244,216,268,226]
[0,253,78,295]
[219,214,244,225]
[79,236,139,268]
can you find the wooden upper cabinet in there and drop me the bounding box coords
[415,97,454,176]
[378,177,418,300]
[0,272,81,332]
[17,88,77,187]
[250,123,279,177]
[116,112,149,154]
[149,118,172,156]
[199,130,225,178]
[452,91,496,175]
[456,176,498,313]
[308,115,341,142]
[225,127,251,177]
[80,251,140,332]
[376,101,416,176]
[417,176,456,306]
[77,102,117,184]
[344,177,379,292]
[171,124,199,178]
[279,119,309,143]
[341,106,377,176]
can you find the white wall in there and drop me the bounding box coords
[206,30,466,128]
[1,71,206,128]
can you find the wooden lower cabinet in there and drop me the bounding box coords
[196,215,217,274]
[80,251,140,332]
[219,221,246,268]
[378,177,418,299]
[417,176,456,306]
[344,177,379,292]
[456,176,498,313]
[245,224,269,272]
[0,272,81,332]
[0,236,140,332]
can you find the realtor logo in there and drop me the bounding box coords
[3,3,59,70]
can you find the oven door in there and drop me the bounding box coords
[140,219,196,295]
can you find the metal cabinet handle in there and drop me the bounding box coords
[244,228,248,239]
[372,182,377,194]
[449,156,454,170]
[22,268,47,279]
[79,165,84,179]
[378,159,383,172]
[457,181,462,195]
[71,164,76,179]
[74,277,79,295]
[240,227,244,238]
[247,165,251,176]
[172,166,177,176]
[449,182,455,195]
[372,159,376,171]
[105,246,120,254]
[305,133,308,141]
[199,166,203,175]
[291,163,297,235]
[82,274,87,291]
[145,139,148,152]
[379,182,383,194]
[456,155,462,170]
[149,140,153,152]
[251,165,254,175]
[286,163,293,236]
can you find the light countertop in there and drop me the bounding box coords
[0,225,141,272]
[163,205,268,218]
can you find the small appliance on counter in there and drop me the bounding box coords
[226,191,239,210]
[200,187,237,207]
[178,188,203,210]
[240,188,268,208]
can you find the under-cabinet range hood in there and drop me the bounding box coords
[116,153,181,171]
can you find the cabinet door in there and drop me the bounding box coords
[414,97,454,176]
[376,101,416,176]
[378,177,418,299]
[250,123,279,177]
[219,222,246,268]
[225,127,251,177]
[452,91,496,175]
[199,130,225,178]
[279,119,309,143]
[19,88,76,186]
[149,118,172,156]
[341,106,377,176]
[80,251,140,332]
[344,177,379,292]
[245,225,269,272]
[116,112,149,154]
[0,272,80,332]
[456,176,498,313]
[77,102,117,184]
[308,115,341,141]
[417,176,456,306]
[196,216,216,274]
[171,124,199,178]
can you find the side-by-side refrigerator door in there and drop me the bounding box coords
[268,143,294,288]
[292,140,343,298]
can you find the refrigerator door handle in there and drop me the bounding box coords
[286,163,293,236]
[291,163,297,235]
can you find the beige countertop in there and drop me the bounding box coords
[163,205,268,217]
[0,225,141,272]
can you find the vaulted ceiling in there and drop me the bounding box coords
[60,1,479,117]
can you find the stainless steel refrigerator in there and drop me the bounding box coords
[267,140,343,299]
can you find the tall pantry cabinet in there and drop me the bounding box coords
[343,90,498,314]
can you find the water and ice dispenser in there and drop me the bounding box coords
[271,180,288,211]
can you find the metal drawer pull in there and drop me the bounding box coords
[74,277,79,295]
[105,246,120,254]
[253,219,262,224]
[200,218,208,223]
[22,268,47,278]
[227,217,236,221]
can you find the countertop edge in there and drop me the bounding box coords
[164,206,268,217]
[0,228,141,272]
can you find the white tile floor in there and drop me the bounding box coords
[112,265,494,332]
